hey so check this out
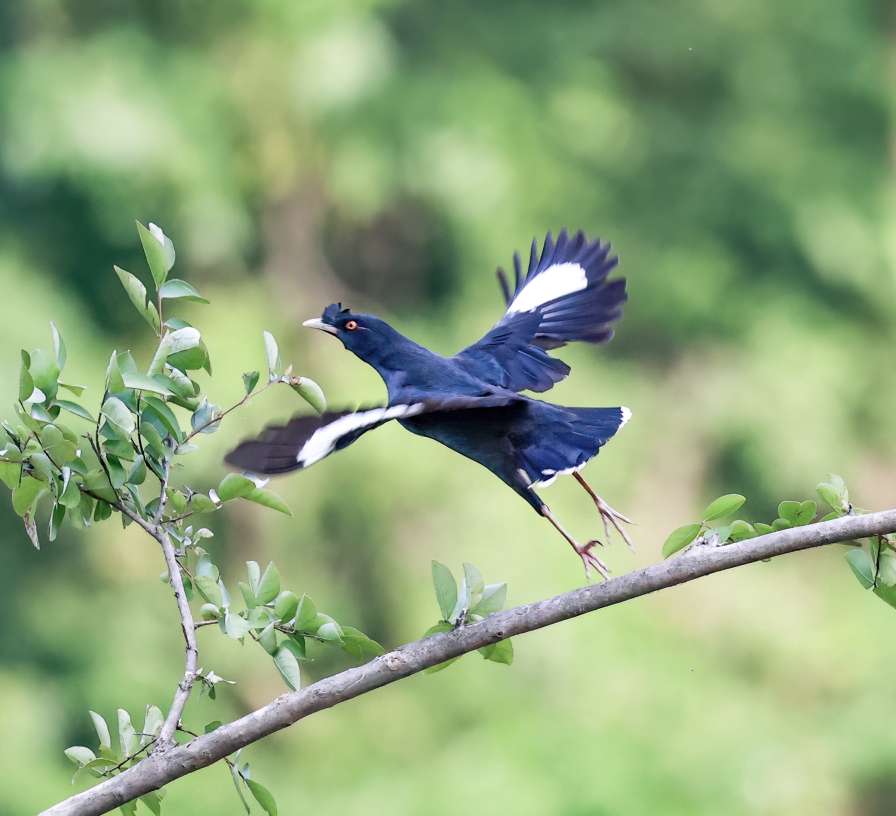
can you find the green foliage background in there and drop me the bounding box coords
[2,2,895,813]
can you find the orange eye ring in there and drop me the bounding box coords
[345,319,358,331]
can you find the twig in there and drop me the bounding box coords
[39,507,896,816]
[181,379,277,444]
[153,523,199,750]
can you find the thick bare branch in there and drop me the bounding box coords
[40,508,896,816]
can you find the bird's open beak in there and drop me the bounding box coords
[302,318,338,335]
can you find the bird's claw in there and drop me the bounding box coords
[576,539,610,580]
[594,496,635,551]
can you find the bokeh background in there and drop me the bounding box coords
[2,2,896,814]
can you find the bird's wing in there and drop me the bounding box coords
[454,230,626,392]
[224,394,520,476]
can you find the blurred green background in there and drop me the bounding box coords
[2,1,895,814]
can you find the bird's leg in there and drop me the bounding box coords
[573,472,635,551]
[540,504,610,580]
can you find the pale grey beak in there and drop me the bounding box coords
[302,318,338,335]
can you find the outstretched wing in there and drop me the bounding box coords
[224,394,520,476]
[455,230,626,393]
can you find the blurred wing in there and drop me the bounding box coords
[224,394,521,476]
[224,403,426,475]
[456,230,626,393]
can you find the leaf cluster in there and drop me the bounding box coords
[423,561,513,673]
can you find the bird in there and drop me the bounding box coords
[226,229,632,578]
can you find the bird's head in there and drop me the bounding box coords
[302,303,398,363]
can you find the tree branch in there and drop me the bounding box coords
[153,523,199,749]
[39,508,896,816]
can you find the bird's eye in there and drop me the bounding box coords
[345,320,358,331]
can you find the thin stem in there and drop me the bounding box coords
[181,379,277,444]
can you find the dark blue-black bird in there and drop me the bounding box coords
[226,229,631,577]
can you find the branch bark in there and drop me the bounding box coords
[153,526,199,748]
[40,508,896,816]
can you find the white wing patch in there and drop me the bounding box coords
[297,403,425,468]
[507,262,588,314]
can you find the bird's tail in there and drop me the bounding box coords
[518,404,631,488]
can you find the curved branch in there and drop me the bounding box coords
[40,508,896,816]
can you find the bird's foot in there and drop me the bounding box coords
[593,495,635,551]
[575,539,610,581]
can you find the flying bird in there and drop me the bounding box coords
[226,230,631,577]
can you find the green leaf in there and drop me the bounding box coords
[121,371,174,396]
[117,708,137,758]
[113,265,158,330]
[139,793,163,816]
[242,487,292,516]
[141,705,164,746]
[431,561,457,621]
[257,623,278,654]
[64,746,97,766]
[159,278,209,303]
[137,221,175,287]
[58,382,86,397]
[316,620,344,644]
[148,327,202,375]
[256,562,281,604]
[142,396,182,442]
[29,347,60,401]
[48,502,64,542]
[873,583,896,610]
[224,611,252,640]
[289,376,326,413]
[218,473,256,501]
[230,764,252,815]
[479,638,514,665]
[191,398,220,435]
[472,582,507,616]
[754,522,774,535]
[273,590,299,622]
[190,492,218,514]
[846,548,875,589]
[54,399,94,422]
[878,549,896,588]
[662,523,703,558]
[102,397,135,434]
[728,519,756,542]
[794,500,817,526]
[246,778,278,816]
[50,322,66,370]
[89,710,112,751]
[263,331,280,377]
[13,476,45,517]
[702,494,746,522]
[168,341,210,374]
[242,371,260,395]
[0,461,21,490]
[19,351,34,402]
[463,562,485,610]
[195,575,224,607]
[246,560,261,595]
[340,626,385,661]
[777,501,801,523]
[817,474,849,514]
[294,595,317,630]
[273,645,301,691]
